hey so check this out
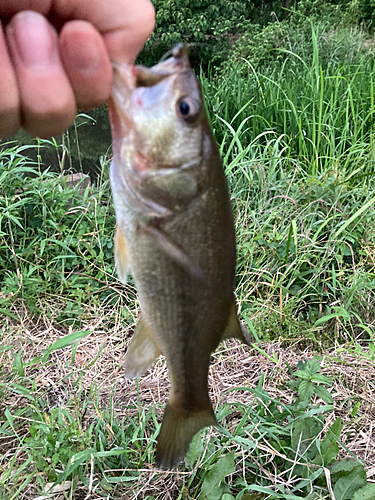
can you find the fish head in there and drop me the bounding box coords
[109,44,213,216]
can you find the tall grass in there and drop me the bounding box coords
[199,25,375,344]
[202,24,375,178]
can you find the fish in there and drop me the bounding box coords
[108,44,250,470]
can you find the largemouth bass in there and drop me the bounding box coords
[109,44,249,470]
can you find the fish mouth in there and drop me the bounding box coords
[111,43,190,93]
[109,43,193,171]
[109,43,198,217]
[132,44,190,87]
[109,43,191,151]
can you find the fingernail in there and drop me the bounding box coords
[61,30,101,74]
[8,11,58,70]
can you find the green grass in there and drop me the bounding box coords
[203,23,375,178]
[1,343,374,499]
[0,22,375,500]
[200,23,375,347]
[0,143,117,319]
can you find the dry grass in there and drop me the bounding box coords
[0,296,374,499]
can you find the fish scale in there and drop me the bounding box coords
[109,43,251,470]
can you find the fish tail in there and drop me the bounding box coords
[155,399,217,470]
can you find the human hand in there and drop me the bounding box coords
[0,0,155,138]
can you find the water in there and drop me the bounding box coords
[0,105,112,180]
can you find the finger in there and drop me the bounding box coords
[2,0,155,64]
[55,0,156,64]
[59,21,112,110]
[98,0,156,64]
[0,21,20,137]
[51,0,155,63]
[6,11,76,138]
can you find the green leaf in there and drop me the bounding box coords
[241,485,304,499]
[314,385,333,404]
[42,330,91,361]
[352,484,375,500]
[239,495,263,500]
[305,359,321,375]
[0,346,13,353]
[105,475,139,484]
[318,417,341,465]
[186,432,204,465]
[351,401,361,417]
[201,453,235,499]
[297,359,309,371]
[291,468,324,490]
[320,432,339,465]
[7,383,34,400]
[334,468,367,500]
[0,309,18,320]
[298,380,315,401]
[95,449,128,458]
[329,459,363,475]
[58,449,96,481]
[333,196,375,239]
[311,373,331,385]
[314,313,341,326]
[329,417,342,438]
[291,419,323,457]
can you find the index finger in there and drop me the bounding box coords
[2,0,155,63]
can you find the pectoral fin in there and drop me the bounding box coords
[140,223,203,278]
[220,300,253,346]
[115,224,129,284]
[123,316,162,379]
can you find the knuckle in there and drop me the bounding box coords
[32,94,75,123]
[24,95,76,137]
[139,0,156,36]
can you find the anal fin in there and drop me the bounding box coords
[115,224,129,284]
[220,299,253,346]
[123,316,162,379]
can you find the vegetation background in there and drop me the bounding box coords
[0,0,374,498]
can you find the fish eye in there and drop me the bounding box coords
[179,100,190,115]
[176,97,199,122]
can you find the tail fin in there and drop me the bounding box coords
[155,401,217,470]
